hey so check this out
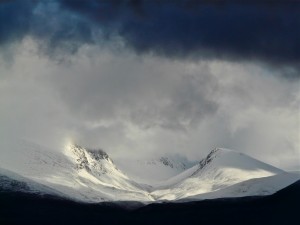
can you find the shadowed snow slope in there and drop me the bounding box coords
[0,167,65,197]
[0,141,298,203]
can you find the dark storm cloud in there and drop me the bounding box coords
[0,0,34,45]
[56,0,300,67]
[0,0,300,72]
[0,0,95,56]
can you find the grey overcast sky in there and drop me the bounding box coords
[0,0,299,170]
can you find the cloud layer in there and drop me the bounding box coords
[1,39,299,170]
[0,1,299,170]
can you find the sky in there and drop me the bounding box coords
[0,0,299,170]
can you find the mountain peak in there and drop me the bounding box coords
[190,147,284,181]
[195,147,284,178]
[66,143,115,174]
[86,149,110,161]
[68,143,110,161]
[198,148,222,170]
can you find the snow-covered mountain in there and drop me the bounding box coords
[0,140,298,203]
[0,140,152,202]
[151,148,297,200]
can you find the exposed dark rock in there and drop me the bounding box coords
[199,148,219,170]
[87,149,109,161]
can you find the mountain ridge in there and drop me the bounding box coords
[0,140,298,203]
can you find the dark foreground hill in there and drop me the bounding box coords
[0,180,299,225]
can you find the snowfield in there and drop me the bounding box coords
[151,148,286,200]
[0,140,298,203]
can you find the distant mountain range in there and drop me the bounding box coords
[0,140,298,203]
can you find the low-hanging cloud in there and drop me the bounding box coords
[0,39,299,170]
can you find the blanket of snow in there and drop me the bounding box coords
[184,172,300,200]
[0,140,152,202]
[0,140,298,203]
[151,148,287,200]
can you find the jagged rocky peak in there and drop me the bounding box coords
[68,144,90,170]
[69,144,85,156]
[69,143,110,161]
[67,143,113,173]
[199,148,221,170]
[86,149,109,161]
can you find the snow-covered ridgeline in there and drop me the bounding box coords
[0,140,298,202]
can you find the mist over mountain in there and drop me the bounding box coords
[0,1,299,224]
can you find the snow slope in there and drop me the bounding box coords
[185,172,300,200]
[0,140,152,202]
[151,148,286,200]
[0,167,65,197]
